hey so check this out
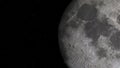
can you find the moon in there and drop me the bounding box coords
[59,0,120,68]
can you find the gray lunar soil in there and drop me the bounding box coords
[59,0,120,68]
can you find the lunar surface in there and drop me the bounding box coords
[59,0,120,68]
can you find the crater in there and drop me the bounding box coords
[83,17,113,47]
[76,3,98,21]
[96,47,107,59]
[109,31,120,50]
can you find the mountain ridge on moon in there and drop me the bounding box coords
[59,0,120,68]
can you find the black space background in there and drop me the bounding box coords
[23,0,72,68]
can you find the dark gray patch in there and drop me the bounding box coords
[110,31,120,50]
[84,18,112,43]
[77,4,97,21]
[117,14,120,24]
[84,20,100,42]
[115,54,120,59]
[96,48,107,59]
